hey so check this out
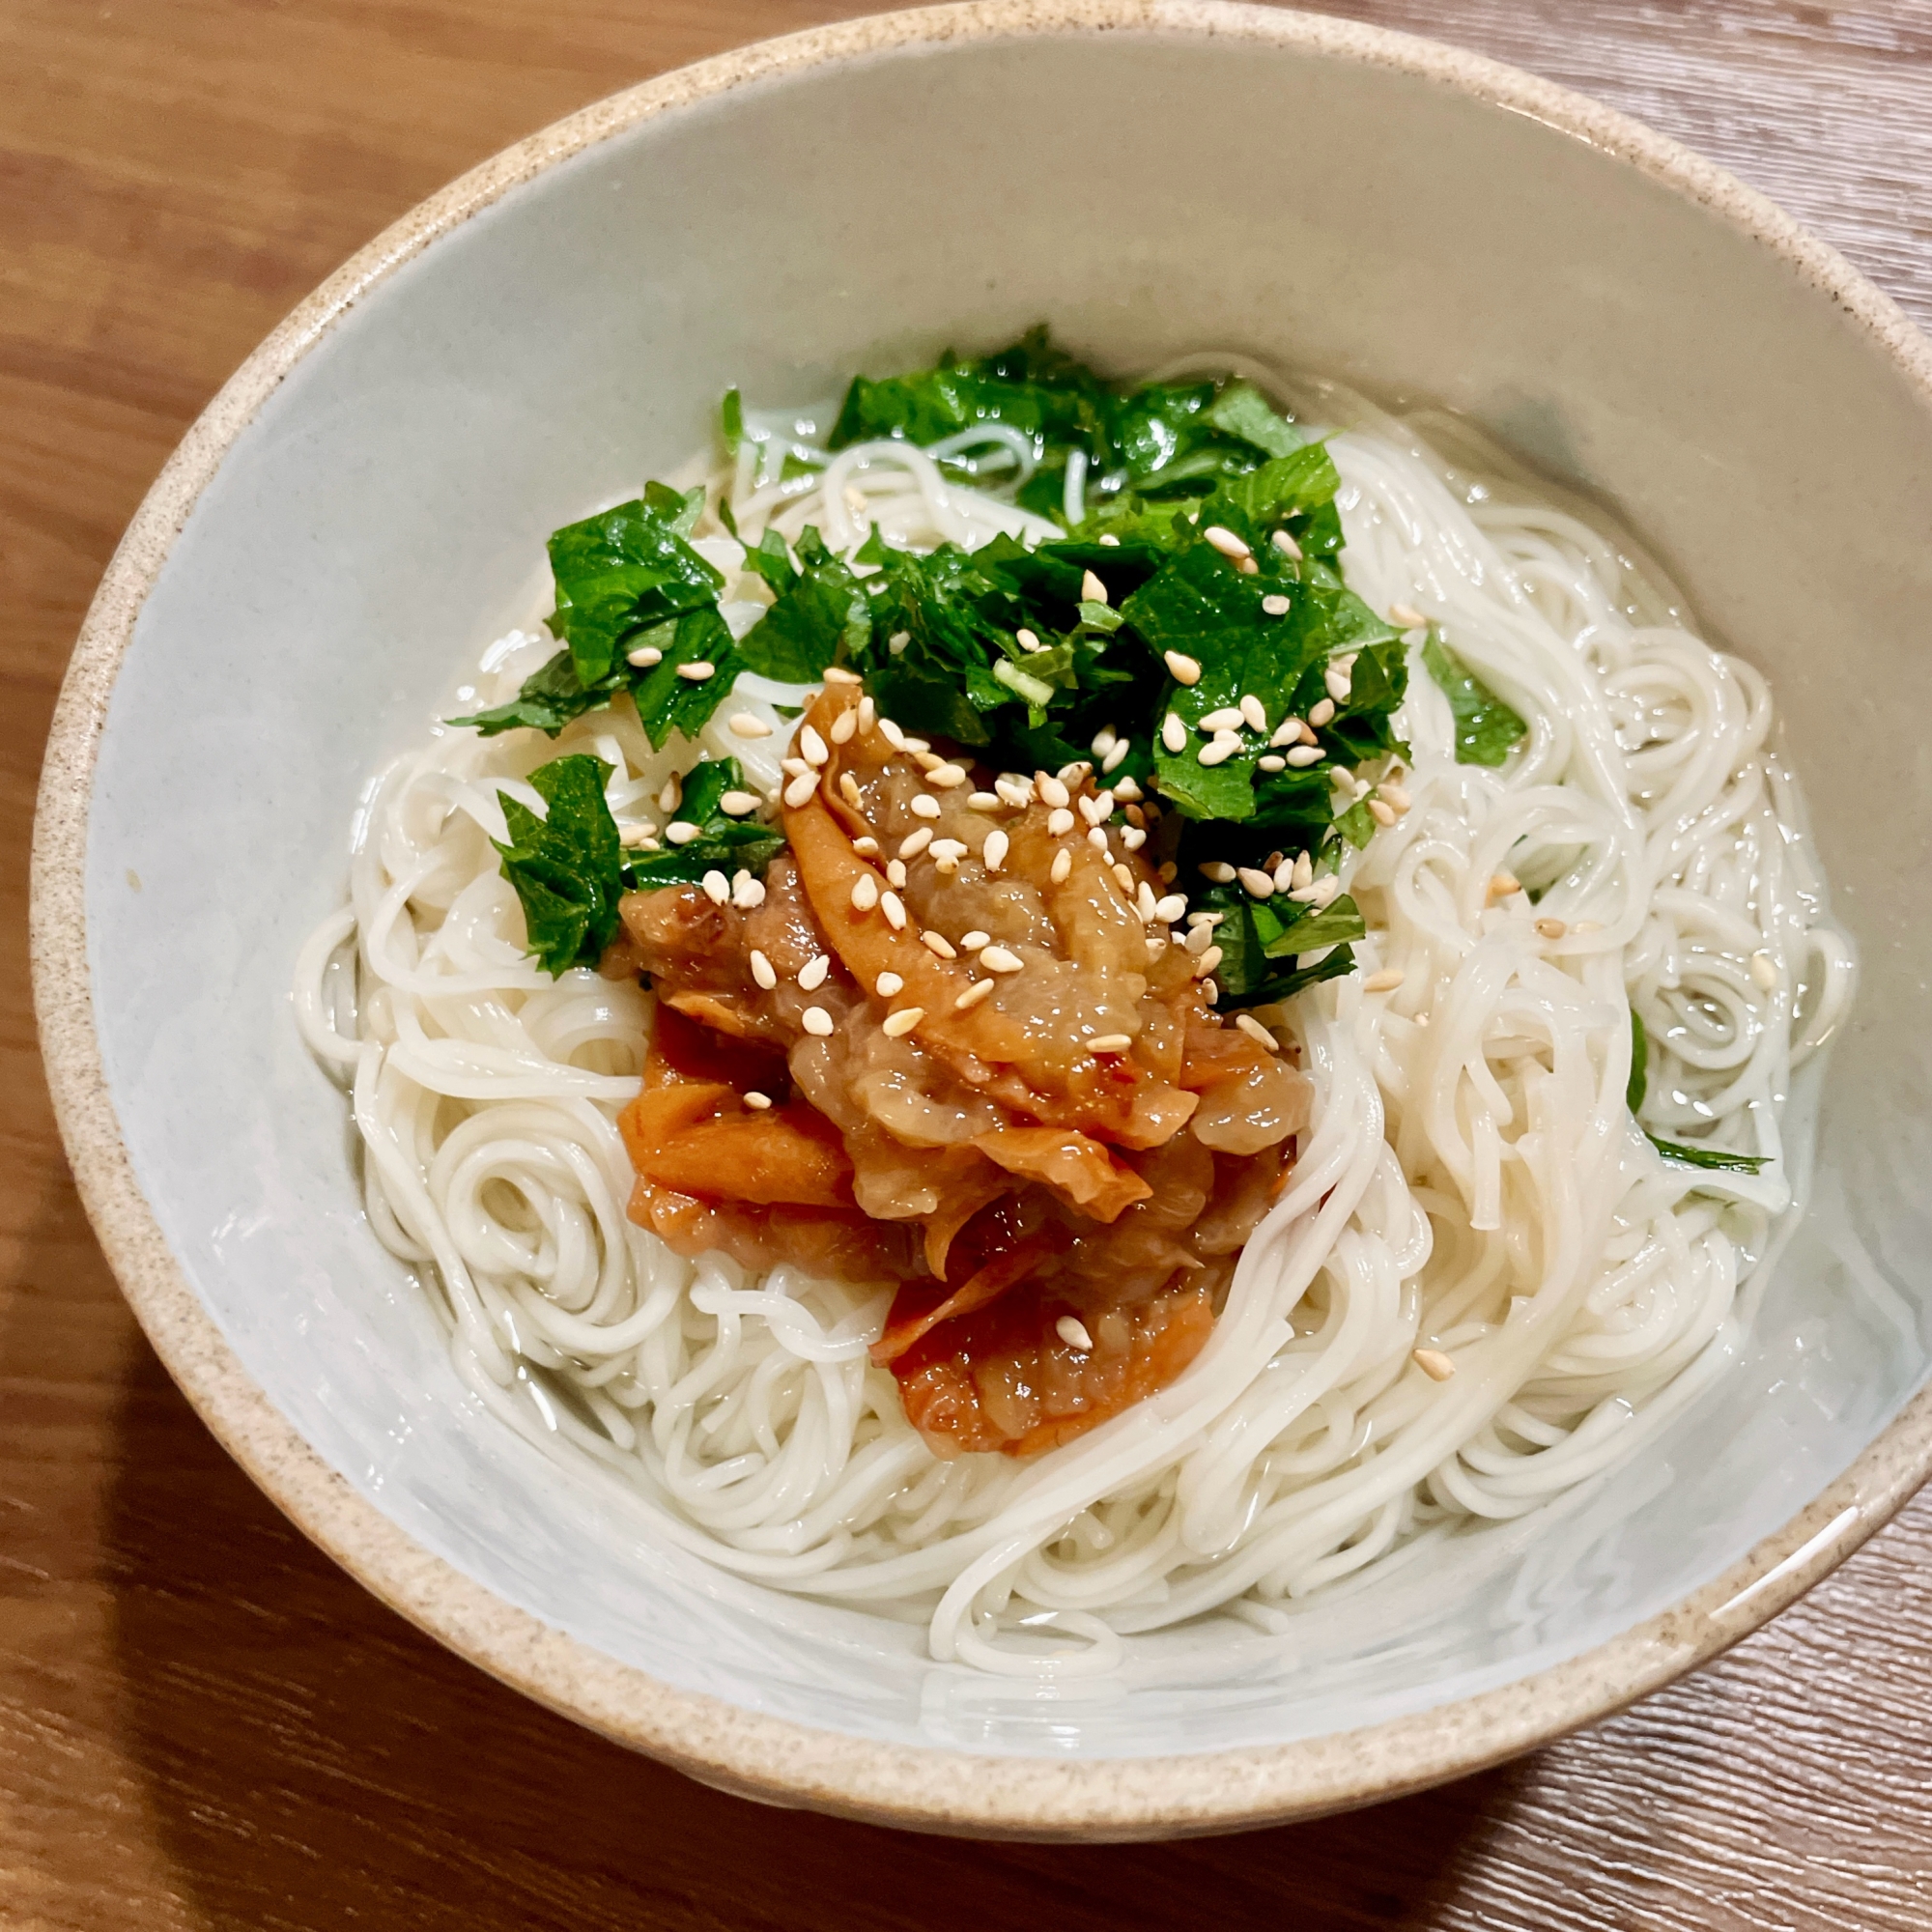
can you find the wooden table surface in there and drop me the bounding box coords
[7,2,1932,1925]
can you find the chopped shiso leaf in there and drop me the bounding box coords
[493,756,627,977]
[627,756,785,888]
[1627,1008,1769,1173]
[720,386,744,456]
[1422,635,1527,767]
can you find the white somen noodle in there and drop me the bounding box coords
[293,359,1854,1674]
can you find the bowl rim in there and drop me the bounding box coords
[29,0,1932,1840]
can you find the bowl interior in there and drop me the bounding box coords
[76,19,1932,1760]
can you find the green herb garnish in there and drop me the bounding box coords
[627,756,785,888]
[1627,1008,1769,1173]
[1423,635,1527,767]
[493,756,627,977]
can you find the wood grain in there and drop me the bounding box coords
[5,4,1932,1926]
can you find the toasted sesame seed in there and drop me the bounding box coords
[1489,873,1521,900]
[1237,867,1275,899]
[1271,527,1303,560]
[802,1006,834,1037]
[1054,1314,1094,1352]
[727,712,771,738]
[627,643,664,668]
[676,660,716,682]
[921,929,958,959]
[882,1006,924,1037]
[968,791,1003,811]
[980,946,1024,976]
[886,859,908,888]
[1050,848,1072,884]
[798,953,831,991]
[1198,738,1240,768]
[1203,524,1251,559]
[1235,1013,1279,1052]
[1200,705,1245,732]
[1378,781,1411,811]
[782,771,819,808]
[1047,807,1076,836]
[1750,951,1778,991]
[829,709,858,745]
[1261,593,1291,617]
[954,979,995,1011]
[1390,603,1427,629]
[1164,650,1203,686]
[1036,773,1071,810]
[823,665,863,685]
[743,1091,773,1111]
[1413,1347,1455,1380]
[982,828,1009,872]
[1363,968,1405,992]
[1285,745,1324,768]
[1113,862,1135,890]
[1097,531,1121,547]
[1370,799,1398,826]
[1194,945,1224,978]
[1080,569,1110,605]
[1199,861,1236,883]
[1240,694,1268,732]
[666,822,701,846]
[926,763,969,789]
[720,790,760,817]
[879,891,906,929]
[1535,917,1568,940]
[749,949,778,990]
[732,873,765,909]
[1237,555,1260,575]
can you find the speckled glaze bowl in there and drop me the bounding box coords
[31,0,1932,1840]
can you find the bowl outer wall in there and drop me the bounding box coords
[28,0,1932,1839]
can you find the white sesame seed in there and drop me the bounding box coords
[1256,754,1284,773]
[1121,826,1147,850]
[1413,1347,1455,1381]
[1161,713,1187,753]
[915,750,945,773]
[1237,867,1275,899]
[921,929,958,959]
[958,930,989,952]
[838,773,864,809]
[823,665,863,685]
[798,953,830,991]
[877,718,907,751]
[994,777,1033,808]
[1489,872,1520,900]
[851,836,878,856]
[627,643,664,668]
[1292,852,1313,890]
[802,1005,834,1036]
[1079,793,1113,826]
[1574,920,1604,934]
[1136,881,1158,920]
[1269,718,1303,748]
[1164,650,1203,686]
[1186,923,1214,955]
[1199,861,1236,883]
[1194,946,1224,978]
[719,790,760,817]
[829,709,858,745]
[1235,1013,1279,1052]
[930,838,967,863]
[898,828,933,861]
[1363,968,1405,992]
[783,771,819,808]
[1261,593,1290,617]
[1313,876,1342,908]
[1324,666,1352,702]
[1750,951,1779,992]
[1198,739,1240,767]
[658,775,683,812]
[881,891,907,930]
[1203,525,1251,559]
[1015,627,1042,653]
[968,791,1003,811]
[699,869,729,904]
[666,822,700,845]
[882,1006,924,1037]
[1087,1037,1131,1057]
[1238,555,1260,575]
[1097,532,1121,547]
[1239,694,1268,732]
[980,946,1023,975]
[733,873,765,909]
[1114,862,1135,891]
[1081,569,1109,604]
[1154,893,1187,923]
[909,794,941,821]
[1047,807,1076,836]
[859,695,876,731]
[1378,781,1411,811]
[1037,774,1071,810]
[676,661,716,682]
[1050,848,1073,884]
[1389,603,1426,629]
[954,978,995,1011]
[1308,697,1336,728]
[1199,706,1245,733]
[619,823,655,848]
[1102,739,1130,774]
[1369,799,1397,826]
[781,757,810,779]
[887,860,908,888]
[848,871,879,912]
[875,971,904,997]
[1090,726,1117,757]
[1271,527,1302,559]
[728,712,771,738]
[743,1091,772,1111]
[1113,775,1142,802]
[749,949,778,990]
[926,763,969,789]
[1535,917,1568,940]
[982,828,1009,872]
[1055,1314,1095,1351]
[1285,745,1324,767]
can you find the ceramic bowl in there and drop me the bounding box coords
[32,0,1932,1840]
